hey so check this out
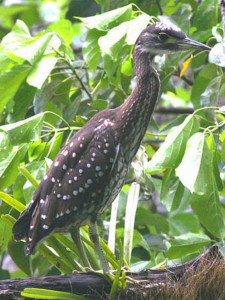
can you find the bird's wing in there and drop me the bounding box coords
[13,119,118,254]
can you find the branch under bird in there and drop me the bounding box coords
[13,21,210,273]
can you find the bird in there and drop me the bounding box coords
[13,21,210,273]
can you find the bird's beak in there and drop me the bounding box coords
[178,37,211,51]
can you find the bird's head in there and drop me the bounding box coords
[135,22,210,56]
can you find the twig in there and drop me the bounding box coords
[67,60,93,101]
[156,0,163,15]
[156,107,194,114]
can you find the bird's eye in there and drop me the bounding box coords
[159,33,169,41]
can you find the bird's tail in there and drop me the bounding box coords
[13,209,31,241]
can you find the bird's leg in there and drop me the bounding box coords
[71,228,91,268]
[89,222,110,274]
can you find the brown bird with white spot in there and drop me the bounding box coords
[13,22,210,273]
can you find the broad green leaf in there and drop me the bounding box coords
[8,240,31,276]
[207,135,223,191]
[21,288,87,300]
[167,233,211,259]
[148,114,199,172]
[135,207,169,234]
[0,64,31,113]
[209,43,225,67]
[176,132,213,195]
[191,178,225,239]
[98,22,128,59]
[161,170,184,211]
[92,99,108,111]
[9,32,60,64]
[0,113,45,145]
[126,13,151,45]
[47,20,74,45]
[169,213,201,236]
[79,5,132,31]
[1,19,31,52]
[191,64,218,108]
[21,161,46,204]
[7,83,36,123]
[0,145,20,189]
[199,77,221,121]
[124,183,140,265]
[27,55,58,88]
[83,29,104,69]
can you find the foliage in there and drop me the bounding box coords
[0,0,225,298]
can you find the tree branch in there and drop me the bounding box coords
[0,247,223,300]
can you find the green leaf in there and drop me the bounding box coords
[8,240,31,276]
[169,213,201,235]
[148,115,199,172]
[38,243,72,274]
[167,233,211,259]
[161,170,185,211]
[0,192,25,212]
[209,43,225,67]
[0,64,31,113]
[79,4,132,31]
[47,236,79,272]
[9,31,60,64]
[191,64,218,108]
[27,55,58,89]
[7,83,36,123]
[199,77,221,120]
[21,288,87,300]
[176,132,213,195]
[47,20,74,45]
[191,178,225,239]
[92,99,108,111]
[0,217,12,254]
[98,22,128,59]
[135,207,169,234]
[0,113,45,145]
[0,145,20,189]
[125,13,151,45]
[83,29,104,69]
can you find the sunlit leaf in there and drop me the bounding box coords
[79,5,132,31]
[0,191,25,212]
[0,113,45,145]
[148,114,199,172]
[21,288,87,299]
[209,42,225,67]
[176,132,213,195]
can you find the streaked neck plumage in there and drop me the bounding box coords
[115,45,160,158]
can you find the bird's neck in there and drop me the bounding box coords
[115,52,160,148]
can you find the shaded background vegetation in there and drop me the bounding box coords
[0,0,224,292]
